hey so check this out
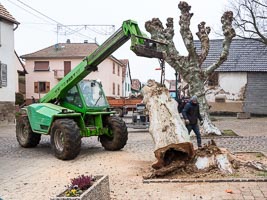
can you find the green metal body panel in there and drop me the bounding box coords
[27,102,114,137]
[26,103,81,134]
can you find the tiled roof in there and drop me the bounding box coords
[131,79,141,91]
[21,43,99,59]
[0,3,19,24]
[194,38,267,72]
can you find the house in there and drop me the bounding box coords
[0,3,20,124]
[15,51,27,95]
[120,59,132,97]
[195,38,267,115]
[21,41,126,104]
[131,79,142,95]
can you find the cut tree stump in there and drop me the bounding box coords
[141,80,263,178]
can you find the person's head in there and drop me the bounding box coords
[191,95,198,104]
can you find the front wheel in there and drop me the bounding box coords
[16,116,41,147]
[99,116,128,150]
[50,118,81,160]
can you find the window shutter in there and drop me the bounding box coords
[113,63,115,74]
[0,63,7,87]
[34,61,49,71]
[117,84,120,95]
[112,82,115,95]
[34,82,39,93]
[45,82,50,93]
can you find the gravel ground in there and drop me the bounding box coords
[0,116,267,200]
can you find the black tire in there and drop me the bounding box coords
[50,118,81,160]
[100,116,128,150]
[16,116,41,147]
[114,108,123,117]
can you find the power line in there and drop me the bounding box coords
[6,0,96,41]
[5,0,55,25]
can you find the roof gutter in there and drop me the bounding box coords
[13,23,19,31]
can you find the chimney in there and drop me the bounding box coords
[84,40,88,43]
[66,39,71,43]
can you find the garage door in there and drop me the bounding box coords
[244,72,267,115]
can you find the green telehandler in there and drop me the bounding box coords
[16,20,164,160]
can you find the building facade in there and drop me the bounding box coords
[0,3,19,124]
[195,39,267,115]
[21,42,126,104]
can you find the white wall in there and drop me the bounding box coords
[87,59,122,97]
[0,21,16,102]
[206,72,247,102]
[219,72,247,95]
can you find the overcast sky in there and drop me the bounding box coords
[2,0,229,82]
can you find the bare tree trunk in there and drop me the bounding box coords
[142,80,194,170]
[144,1,236,135]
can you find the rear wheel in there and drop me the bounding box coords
[100,116,128,150]
[16,116,41,147]
[50,118,81,160]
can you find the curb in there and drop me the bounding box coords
[143,178,267,184]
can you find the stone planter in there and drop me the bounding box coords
[51,175,110,200]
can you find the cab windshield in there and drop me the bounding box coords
[79,80,108,107]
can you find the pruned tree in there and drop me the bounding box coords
[229,0,267,45]
[144,1,236,135]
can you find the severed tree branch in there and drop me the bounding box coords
[205,11,236,76]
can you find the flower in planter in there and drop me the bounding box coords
[65,175,95,197]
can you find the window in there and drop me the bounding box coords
[64,86,82,108]
[117,84,120,96]
[113,63,115,74]
[112,82,115,95]
[64,61,71,76]
[34,61,49,71]
[34,81,50,93]
[0,62,7,87]
[117,65,120,76]
[207,72,219,86]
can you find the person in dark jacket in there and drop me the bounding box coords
[182,95,203,148]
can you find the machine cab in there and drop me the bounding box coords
[62,80,109,111]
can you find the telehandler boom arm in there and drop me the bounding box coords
[40,20,164,104]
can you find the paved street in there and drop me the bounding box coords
[0,116,266,200]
